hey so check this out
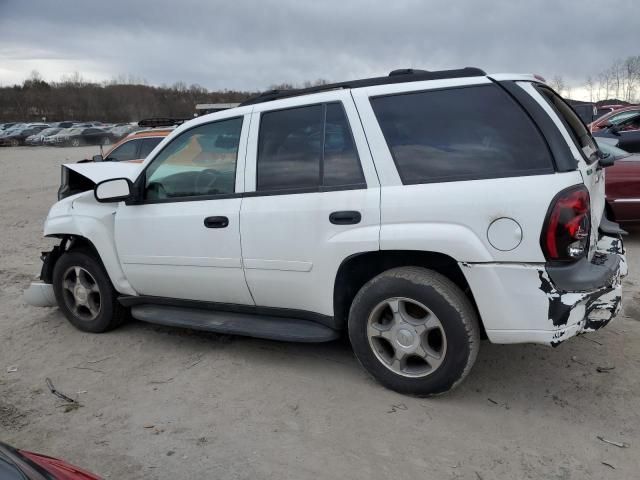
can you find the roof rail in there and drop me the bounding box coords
[138,117,189,128]
[240,67,486,106]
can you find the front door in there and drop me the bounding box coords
[240,93,380,317]
[114,115,254,305]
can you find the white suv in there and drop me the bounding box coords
[25,68,627,395]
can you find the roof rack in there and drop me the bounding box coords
[138,118,189,128]
[240,67,486,106]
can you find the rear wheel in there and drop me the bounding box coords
[348,267,480,396]
[52,250,127,333]
[102,137,111,146]
[70,138,81,147]
[10,138,19,147]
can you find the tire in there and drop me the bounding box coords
[70,138,81,147]
[10,138,19,147]
[102,137,111,146]
[348,267,480,396]
[52,249,127,333]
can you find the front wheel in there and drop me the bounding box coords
[70,138,81,147]
[102,137,111,146]
[348,267,480,396]
[52,250,127,333]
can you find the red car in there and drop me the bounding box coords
[0,442,100,480]
[590,105,640,132]
[598,139,640,223]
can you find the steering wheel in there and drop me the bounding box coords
[146,181,168,200]
[194,168,221,194]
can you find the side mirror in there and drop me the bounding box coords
[92,154,103,162]
[94,178,133,203]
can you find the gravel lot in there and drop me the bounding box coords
[1,146,639,479]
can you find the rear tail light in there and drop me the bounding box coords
[541,185,591,261]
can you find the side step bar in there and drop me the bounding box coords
[131,304,340,343]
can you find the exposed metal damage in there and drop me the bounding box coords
[538,234,626,347]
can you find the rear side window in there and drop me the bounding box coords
[371,84,554,184]
[107,140,139,161]
[257,102,365,191]
[139,137,163,158]
[536,86,598,164]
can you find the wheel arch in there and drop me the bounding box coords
[333,250,486,337]
[44,224,136,296]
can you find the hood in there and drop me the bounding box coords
[58,161,142,200]
[63,161,142,183]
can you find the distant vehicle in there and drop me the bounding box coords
[0,125,49,146]
[51,127,117,147]
[0,122,24,130]
[0,441,100,480]
[593,112,640,153]
[89,128,170,163]
[25,127,63,145]
[52,121,79,129]
[590,105,640,132]
[108,123,140,140]
[597,139,640,224]
[569,102,598,124]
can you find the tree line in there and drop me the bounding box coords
[550,55,640,103]
[0,71,257,123]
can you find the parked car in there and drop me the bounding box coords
[24,68,627,396]
[50,127,117,147]
[0,125,49,146]
[568,101,598,125]
[90,128,170,163]
[0,441,100,479]
[593,112,640,153]
[52,121,79,129]
[25,127,63,145]
[596,139,640,224]
[589,105,640,132]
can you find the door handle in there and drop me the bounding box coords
[204,216,229,228]
[329,211,361,225]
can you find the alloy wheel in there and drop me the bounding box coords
[367,297,447,378]
[61,266,102,321]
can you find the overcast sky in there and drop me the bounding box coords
[0,0,637,97]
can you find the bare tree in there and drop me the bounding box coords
[550,75,566,96]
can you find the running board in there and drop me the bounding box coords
[130,305,340,343]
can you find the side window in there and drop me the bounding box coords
[536,86,598,163]
[139,137,163,158]
[256,102,364,191]
[144,117,243,201]
[371,84,554,184]
[107,140,139,161]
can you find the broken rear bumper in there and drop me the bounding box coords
[461,234,627,346]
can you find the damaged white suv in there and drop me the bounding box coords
[25,68,627,395]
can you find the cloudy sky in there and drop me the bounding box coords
[0,0,637,97]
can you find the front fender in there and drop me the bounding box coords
[44,194,137,295]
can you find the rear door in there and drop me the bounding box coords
[240,91,380,317]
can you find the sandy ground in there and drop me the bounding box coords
[0,146,639,480]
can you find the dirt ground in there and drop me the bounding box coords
[1,146,639,480]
